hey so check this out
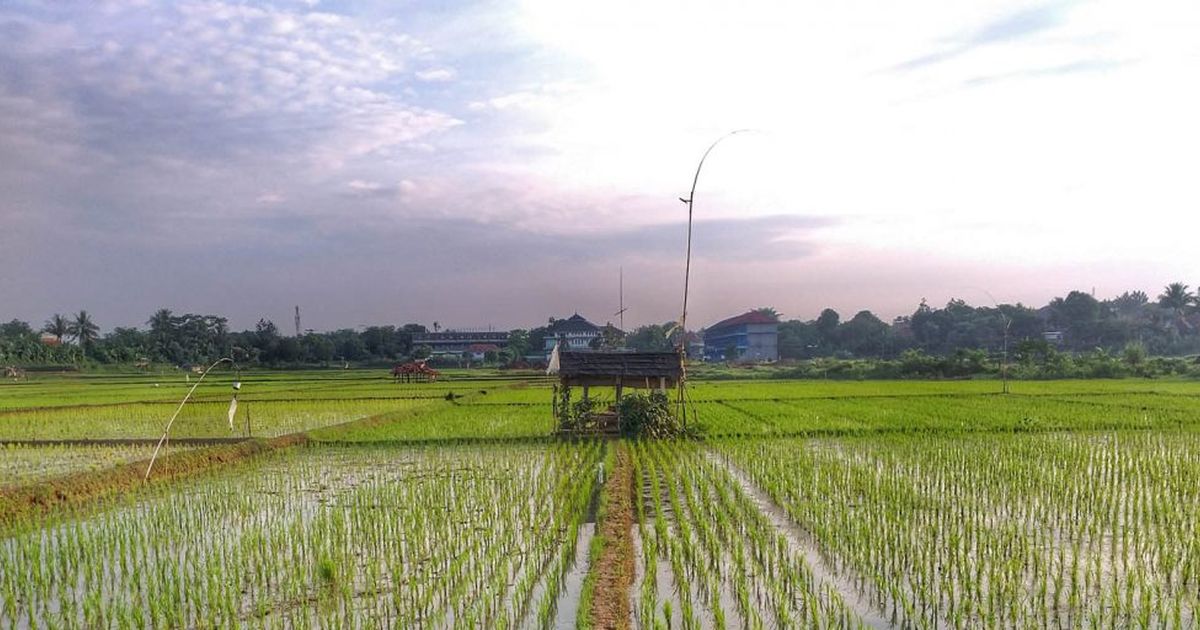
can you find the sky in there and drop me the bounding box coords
[1,0,1198,333]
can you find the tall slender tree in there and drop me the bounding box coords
[42,314,70,343]
[69,310,99,348]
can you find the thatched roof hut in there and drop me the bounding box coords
[548,350,682,389]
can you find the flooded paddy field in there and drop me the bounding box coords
[0,444,192,489]
[0,442,604,629]
[3,372,1200,628]
[714,431,1200,628]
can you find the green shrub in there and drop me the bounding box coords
[616,391,684,438]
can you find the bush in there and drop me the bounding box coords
[616,391,684,438]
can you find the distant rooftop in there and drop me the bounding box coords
[706,311,779,331]
[548,313,600,334]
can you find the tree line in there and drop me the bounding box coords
[3,283,1199,369]
[767,283,1200,362]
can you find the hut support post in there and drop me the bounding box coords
[615,377,623,425]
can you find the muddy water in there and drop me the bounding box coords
[637,463,768,629]
[629,525,642,628]
[706,450,896,629]
[550,522,595,629]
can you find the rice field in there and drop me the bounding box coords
[1,443,605,629]
[714,432,1200,628]
[0,444,191,488]
[2,371,1200,628]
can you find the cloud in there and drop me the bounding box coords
[344,178,418,198]
[890,3,1070,72]
[317,213,833,268]
[416,67,456,81]
[962,58,1129,87]
[2,0,1198,333]
[0,1,460,169]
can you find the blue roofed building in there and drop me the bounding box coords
[702,311,779,362]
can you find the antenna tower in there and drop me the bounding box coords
[613,267,628,331]
[294,306,301,337]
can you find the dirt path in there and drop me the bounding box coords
[590,441,634,629]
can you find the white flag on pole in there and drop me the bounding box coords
[227,396,238,430]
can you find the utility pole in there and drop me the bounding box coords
[294,306,301,337]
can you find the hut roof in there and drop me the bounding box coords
[551,351,682,379]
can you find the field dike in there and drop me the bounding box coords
[0,433,307,527]
[705,448,895,629]
[588,441,634,629]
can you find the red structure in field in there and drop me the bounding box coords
[391,361,440,383]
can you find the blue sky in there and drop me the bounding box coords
[1,0,1198,332]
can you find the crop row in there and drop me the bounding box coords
[631,440,861,629]
[715,432,1200,628]
[311,403,553,443]
[0,398,438,441]
[0,442,604,629]
[698,393,1200,437]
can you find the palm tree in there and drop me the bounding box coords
[1157,283,1195,335]
[1158,283,1194,313]
[147,309,175,333]
[69,310,100,348]
[42,313,70,343]
[752,307,781,321]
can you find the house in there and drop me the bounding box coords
[544,314,603,352]
[1042,331,1065,344]
[466,343,500,361]
[703,311,779,362]
[411,330,509,357]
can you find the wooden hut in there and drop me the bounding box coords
[547,348,683,434]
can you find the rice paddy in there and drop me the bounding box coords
[3,370,1200,628]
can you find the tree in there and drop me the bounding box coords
[752,307,781,322]
[1158,283,1193,313]
[814,309,841,350]
[69,310,99,348]
[626,323,674,352]
[599,324,626,350]
[527,326,550,355]
[0,320,36,340]
[777,320,820,359]
[100,327,149,363]
[42,314,70,343]
[1110,291,1149,316]
[506,329,530,361]
[147,309,177,361]
[838,310,890,357]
